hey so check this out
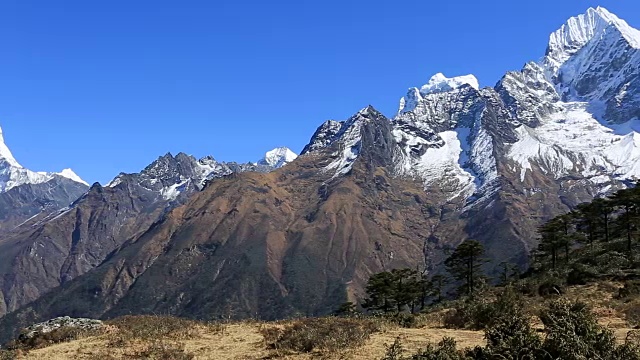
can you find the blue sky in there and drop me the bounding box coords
[0,1,639,184]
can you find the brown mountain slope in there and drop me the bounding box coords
[0,109,459,339]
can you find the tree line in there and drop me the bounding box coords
[356,239,491,315]
[533,183,640,272]
[355,182,640,315]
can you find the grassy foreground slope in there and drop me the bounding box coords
[2,281,637,360]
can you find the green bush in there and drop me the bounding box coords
[382,337,405,360]
[540,300,617,360]
[567,263,599,285]
[443,288,526,331]
[483,301,542,359]
[442,297,494,330]
[387,313,422,328]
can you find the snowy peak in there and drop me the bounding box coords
[0,125,88,192]
[0,126,20,168]
[258,147,298,168]
[545,6,640,73]
[57,169,89,186]
[539,7,640,123]
[398,73,479,114]
[420,73,479,95]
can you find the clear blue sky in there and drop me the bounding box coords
[0,1,638,184]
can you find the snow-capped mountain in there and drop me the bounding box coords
[303,6,640,205]
[257,147,298,168]
[501,6,640,187]
[296,6,640,273]
[0,126,88,192]
[0,126,89,234]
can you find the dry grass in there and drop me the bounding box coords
[18,316,484,360]
[14,288,640,360]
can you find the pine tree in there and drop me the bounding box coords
[538,219,564,271]
[592,198,613,243]
[444,240,487,297]
[389,268,420,313]
[575,203,598,251]
[610,186,640,253]
[362,271,395,313]
[363,268,421,314]
[428,274,448,303]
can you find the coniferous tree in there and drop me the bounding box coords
[498,261,520,285]
[592,198,613,243]
[575,203,598,251]
[363,271,395,313]
[363,268,421,314]
[444,240,487,297]
[538,220,564,271]
[429,274,448,303]
[610,186,640,253]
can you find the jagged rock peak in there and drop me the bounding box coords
[257,147,298,168]
[545,6,640,72]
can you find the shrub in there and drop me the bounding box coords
[0,350,16,360]
[567,264,599,285]
[483,298,542,359]
[443,297,494,330]
[382,337,405,360]
[334,301,359,317]
[260,317,380,353]
[615,331,640,360]
[387,313,424,328]
[410,337,466,360]
[620,298,640,327]
[540,299,617,360]
[5,326,90,351]
[618,280,640,299]
[106,315,201,341]
[514,278,539,297]
[537,277,565,297]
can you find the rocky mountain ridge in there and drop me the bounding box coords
[0,140,297,317]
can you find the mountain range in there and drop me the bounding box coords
[0,6,638,342]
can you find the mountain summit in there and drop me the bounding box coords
[257,147,298,168]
